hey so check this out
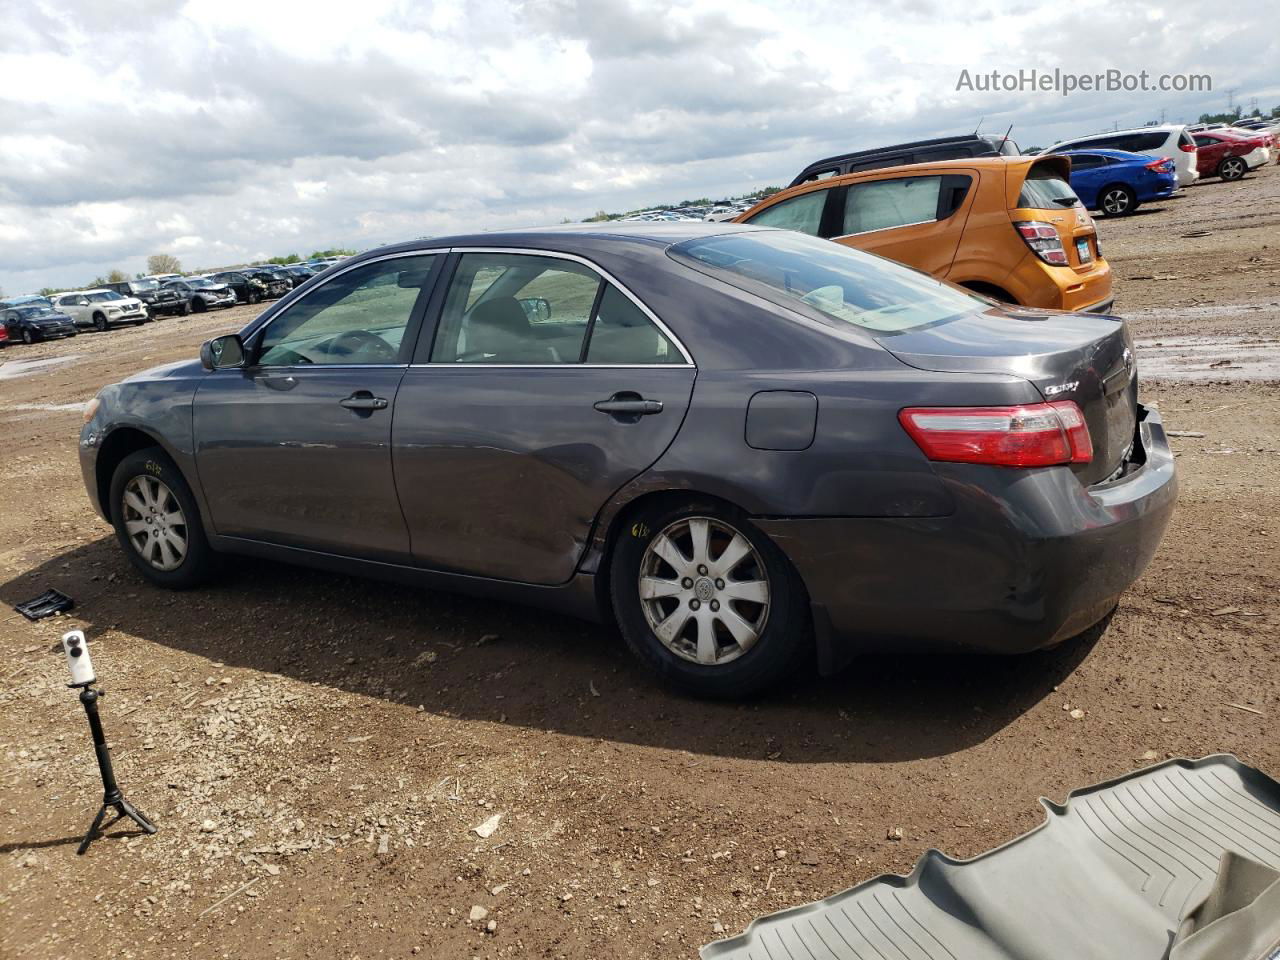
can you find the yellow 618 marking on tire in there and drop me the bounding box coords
[631,522,650,538]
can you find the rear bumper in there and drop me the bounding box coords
[1081,297,1115,314]
[756,403,1176,663]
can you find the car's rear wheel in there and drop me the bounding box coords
[1219,157,1247,181]
[1099,184,1136,216]
[109,447,217,589]
[609,501,810,698]
[93,313,108,332]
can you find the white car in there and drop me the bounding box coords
[54,289,150,331]
[1046,124,1200,187]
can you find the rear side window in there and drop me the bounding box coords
[671,230,984,334]
[584,286,682,364]
[1017,168,1081,209]
[1067,154,1106,169]
[1194,135,1215,147]
[1117,132,1168,152]
[841,176,942,235]
[743,190,827,236]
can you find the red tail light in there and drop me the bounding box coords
[899,402,1093,467]
[1145,156,1174,173]
[1180,143,1197,153]
[1013,221,1068,266]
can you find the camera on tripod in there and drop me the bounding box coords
[61,629,96,687]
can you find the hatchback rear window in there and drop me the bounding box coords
[1017,169,1081,209]
[670,230,983,334]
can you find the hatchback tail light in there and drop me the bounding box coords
[1180,142,1197,153]
[1145,157,1174,173]
[899,402,1093,467]
[1013,221,1069,266]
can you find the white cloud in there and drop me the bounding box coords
[0,0,1276,292]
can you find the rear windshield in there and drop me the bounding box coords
[1017,168,1081,209]
[669,230,984,334]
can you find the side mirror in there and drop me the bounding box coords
[200,334,246,370]
[519,297,552,322]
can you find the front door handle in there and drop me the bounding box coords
[340,391,389,411]
[594,396,663,416]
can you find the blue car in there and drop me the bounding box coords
[1053,149,1178,217]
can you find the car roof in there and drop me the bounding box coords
[1056,125,1185,144]
[368,220,766,254]
[1054,148,1157,161]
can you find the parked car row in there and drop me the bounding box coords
[731,118,1276,317]
[0,259,348,347]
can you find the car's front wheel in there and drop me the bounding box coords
[1099,184,1136,216]
[609,501,810,698]
[1219,157,1247,181]
[93,313,108,332]
[109,447,218,588]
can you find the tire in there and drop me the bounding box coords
[93,313,108,332]
[1219,156,1247,181]
[22,328,36,344]
[191,298,207,314]
[109,447,218,589]
[248,290,260,304]
[179,302,191,316]
[1098,184,1137,217]
[609,500,811,698]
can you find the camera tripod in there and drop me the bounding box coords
[75,683,157,855]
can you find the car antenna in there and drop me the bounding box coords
[974,116,985,135]
[997,123,1014,150]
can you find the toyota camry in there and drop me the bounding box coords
[80,224,1176,698]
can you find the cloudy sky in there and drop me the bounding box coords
[1,0,1276,293]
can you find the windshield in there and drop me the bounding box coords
[87,291,124,302]
[1018,169,1081,209]
[132,279,159,291]
[17,306,56,318]
[669,230,985,333]
[188,278,218,288]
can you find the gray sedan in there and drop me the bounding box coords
[79,224,1176,698]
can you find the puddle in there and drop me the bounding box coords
[0,355,82,381]
[1136,335,1280,381]
[5,401,88,412]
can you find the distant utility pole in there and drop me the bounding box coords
[1226,88,1237,112]
[1159,108,1166,124]
[1249,96,1258,114]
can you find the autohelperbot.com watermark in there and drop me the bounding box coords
[956,68,1211,97]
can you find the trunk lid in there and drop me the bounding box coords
[876,306,1137,484]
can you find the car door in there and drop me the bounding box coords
[1194,134,1227,175]
[830,171,977,277]
[192,253,442,563]
[57,294,89,327]
[392,250,696,585]
[1065,153,1108,208]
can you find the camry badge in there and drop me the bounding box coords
[1043,381,1079,396]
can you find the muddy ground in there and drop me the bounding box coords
[2,165,1278,960]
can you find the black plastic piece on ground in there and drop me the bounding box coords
[13,588,75,621]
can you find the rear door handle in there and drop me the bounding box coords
[594,397,663,416]
[340,391,388,411]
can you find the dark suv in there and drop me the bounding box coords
[208,272,270,305]
[104,279,190,317]
[790,134,1020,186]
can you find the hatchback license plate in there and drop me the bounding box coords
[1076,238,1092,263]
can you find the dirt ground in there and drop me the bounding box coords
[2,165,1278,960]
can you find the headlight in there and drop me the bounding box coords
[106,306,121,314]
[83,396,101,423]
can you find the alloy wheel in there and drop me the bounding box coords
[638,516,770,666]
[121,475,188,571]
[1102,189,1130,215]
[1222,158,1246,180]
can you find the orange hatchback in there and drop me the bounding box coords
[735,156,1113,313]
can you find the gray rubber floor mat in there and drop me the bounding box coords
[702,756,1280,960]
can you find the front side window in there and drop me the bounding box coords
[59,295,78,306]
[429,253,683,365]
[670,230,983,334]
[841,175,942,235]
[87,292,122,302]
[743,190,827,236]
[257,255,436,366]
